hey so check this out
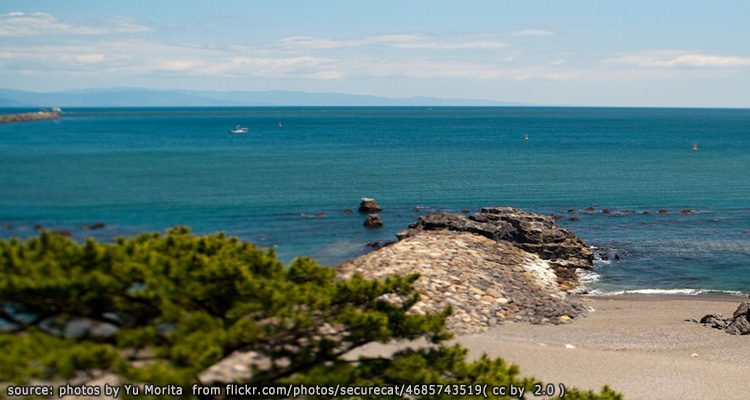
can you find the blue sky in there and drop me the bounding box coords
[1,0,748,107]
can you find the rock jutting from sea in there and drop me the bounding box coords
[338,207,594,334]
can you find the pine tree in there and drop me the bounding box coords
[0,228,621,399]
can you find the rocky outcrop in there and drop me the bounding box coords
[698,302,750,335]
[0,110,60,124]
[358,197,382,212]
[396,207,593,287]
[338,231,587,334]
[364,213,383,228]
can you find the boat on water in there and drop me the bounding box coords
[278,122,283,128]
[523,133,529,141]
[229,125,249,134]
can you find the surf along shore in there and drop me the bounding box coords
[338,203,750,400]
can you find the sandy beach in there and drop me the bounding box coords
[456,294,750,399]
[354,293,749,399]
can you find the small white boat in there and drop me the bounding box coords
[229,125,249,134]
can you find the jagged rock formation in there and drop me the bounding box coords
[358,197,382,212]
[396,207,593,288]
[699,302,750,335]
[338,230,587,334]
[364,213,383,228]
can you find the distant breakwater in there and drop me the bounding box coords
[0,110,59,124]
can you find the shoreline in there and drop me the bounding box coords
[583,291,749,302]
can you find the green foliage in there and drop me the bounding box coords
[0,228,622,399]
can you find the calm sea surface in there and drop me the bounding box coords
[1,107,749,293]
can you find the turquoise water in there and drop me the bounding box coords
[1,107,749,293]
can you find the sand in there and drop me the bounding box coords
[458,294,750,399]
[355,294,749,399]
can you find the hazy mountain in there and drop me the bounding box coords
[0,88,527,107]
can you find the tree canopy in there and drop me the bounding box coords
[0,228,622,399]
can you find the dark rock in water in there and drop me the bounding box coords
[699,303,750,335]
[601,208,610,214]
[681,209,698,215]
[613,254,621,261]
[396,207,594,276]
[585,207,595,212]
[461,209,470,214]
[365,240,395,250]
[658,208,669,214]
[642,211,651,215]
[364,213,383,228]
[342,209,353,215]
[598,252,609,261]
[568,217,579,222]
[83,222,106,230]
[315,211,327,218]
[359,197,382,212]
[567,209,577,213]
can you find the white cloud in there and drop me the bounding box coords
[508,29,557,37]
[394,40,506,49]
[0,12,150,37]
[277,36,365,49]
[276,33,505,50]
[605,51,750,68]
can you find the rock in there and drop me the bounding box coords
[364,213,383,228]
[658,208,669,214]
[699,304,750,335]
[342,209,353,215]
[568,217,579,222]
[601,208,610,214]
[584,207,595,212]
[83,222,106,230]
[567,209,577,213]
[315,211,326,218]
[642,211,651,215]
[338,230,586,334]
[394,207,594,287]
[359,197,382,212]
[733,302,750,319]
[681,209,698,214]
[365,240,395,250]
[725,316,750,335]
[700,314,727,329]
[461,209,471,214]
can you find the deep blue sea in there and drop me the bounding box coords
[1,107,749,294]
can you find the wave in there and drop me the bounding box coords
[585,288,747,297]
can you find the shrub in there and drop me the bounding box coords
[0,228,621,399]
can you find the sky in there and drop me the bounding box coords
[0,0,749,107]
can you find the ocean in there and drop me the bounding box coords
[1,107,749,294]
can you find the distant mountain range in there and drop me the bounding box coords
[0,88,527,107]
